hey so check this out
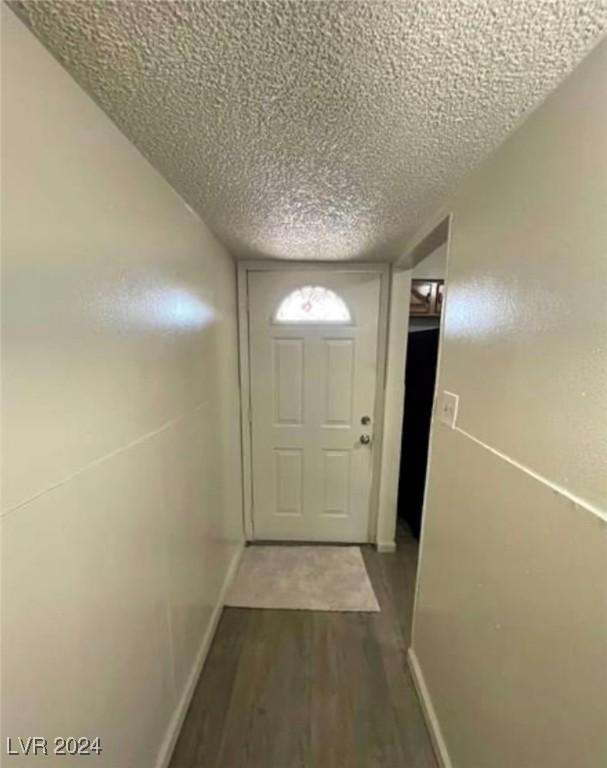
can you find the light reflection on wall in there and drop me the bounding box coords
[444,280,508,341]
[445,278,560,342]
[97,284,216,332]
[148,287,215,331]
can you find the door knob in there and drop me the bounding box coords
[360,434,371,445]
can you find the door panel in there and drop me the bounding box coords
[323,339,354,426]
[322,450,351,516]
[275,449,303,516]
[248,270,381,542]
[273,339,303,425]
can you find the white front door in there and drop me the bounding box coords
[247,269,382,542]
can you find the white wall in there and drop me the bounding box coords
[412,242,447,280]
[411,36,607,768]
[1,7,243,767]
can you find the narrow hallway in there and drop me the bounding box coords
[3,3,606,767]
[170,528,435,768]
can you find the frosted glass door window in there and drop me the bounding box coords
[274,286,351,323]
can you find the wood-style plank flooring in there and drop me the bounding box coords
[169,525,437,768]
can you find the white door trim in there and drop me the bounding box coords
[237,260,390,543]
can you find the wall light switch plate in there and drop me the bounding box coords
[439,390,459,429]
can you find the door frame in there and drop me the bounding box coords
[237,260,391,543]
[369,214,453,553]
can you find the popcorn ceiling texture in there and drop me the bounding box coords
[10,1,607,261]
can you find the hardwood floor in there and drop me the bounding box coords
[169,525,437,768]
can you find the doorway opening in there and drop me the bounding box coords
[397,242,446,539]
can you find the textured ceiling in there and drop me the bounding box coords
[10,1,607,262]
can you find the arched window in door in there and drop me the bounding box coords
[274,285,351,323]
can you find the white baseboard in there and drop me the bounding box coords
[407,647,453,768]
[376,540,396,553]
[155,544,244,768]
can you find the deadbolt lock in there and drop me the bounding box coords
[361,415,371,425]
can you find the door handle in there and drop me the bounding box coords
[360,434,371,445]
